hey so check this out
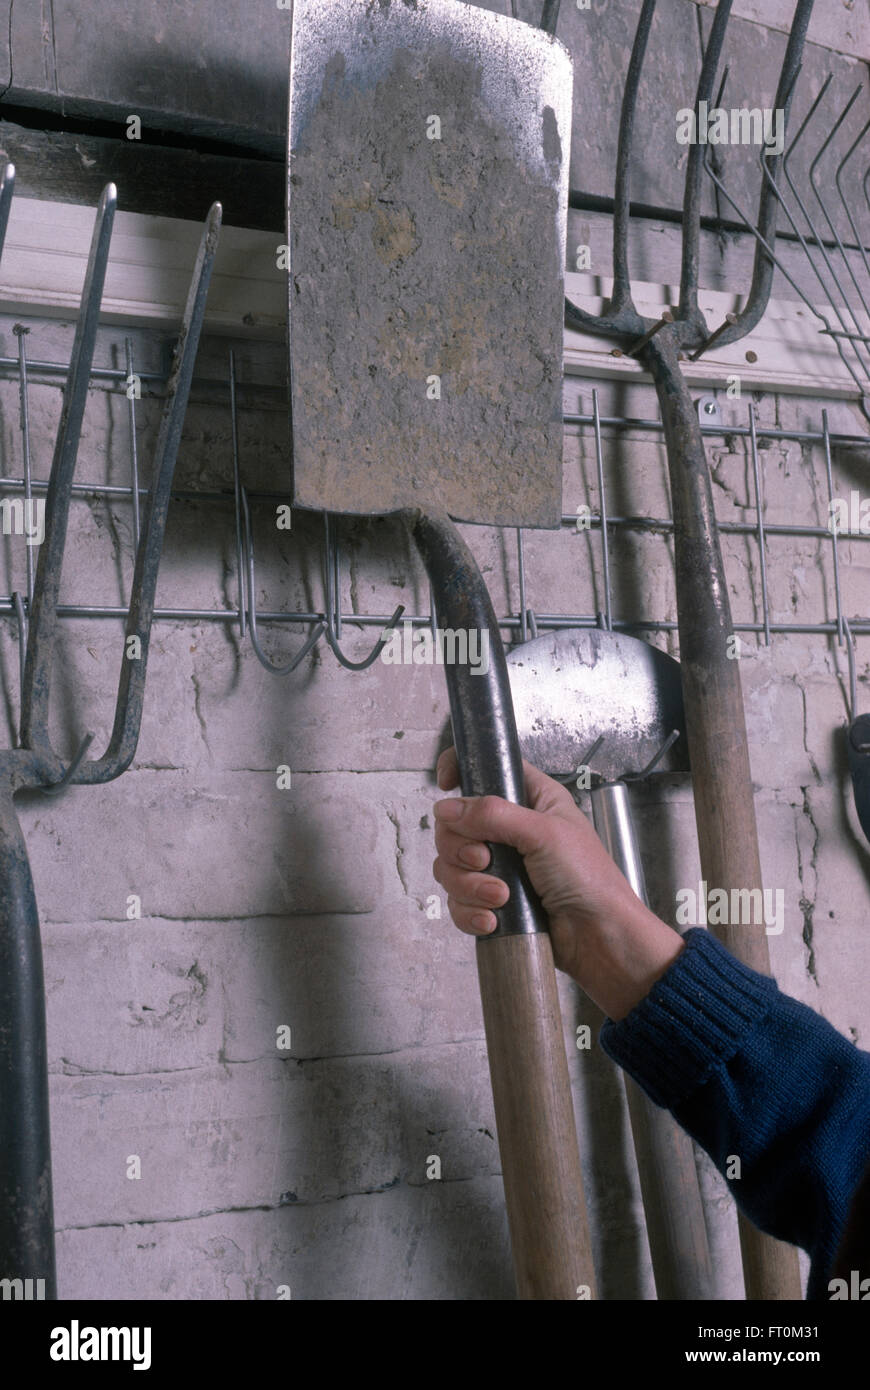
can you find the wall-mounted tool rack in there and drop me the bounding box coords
[1,336,868,702]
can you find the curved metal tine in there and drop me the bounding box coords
[702,147,870,402]
[610,0,656,318]
[864,166,870,220]
[563,1,658,341]
[76,203,223,784]
[701,0,814,348]
[0,163,14,261]
[11,591,26,729]
[39,731,94,796]
[13,584,90,796]
[322,513,404,671]
[592,389,612,631]
[750,141,870,397]
[13,324,35,604]
[124,338,142,547]
[684,60,732,342]
[807,87,870,346]
[554,733,606,787]
[19,183,117,758]
[241,484,326,675]
[679,0,733,320]
[748,404,771,646]
[843,616,858,724]
[623,729,681,782]
[835,120,870,293]
[781,78,866,357]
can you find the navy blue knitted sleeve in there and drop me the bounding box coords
[599,927,870,1300]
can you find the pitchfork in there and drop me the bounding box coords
[544,0,816,1298]
[0,165,221,1297]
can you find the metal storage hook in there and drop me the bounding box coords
[229,351,403,675]
[238,484,326,675]
[322,513,404,672]
[229,348,326,675]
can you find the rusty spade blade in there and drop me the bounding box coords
[287,0,571,528]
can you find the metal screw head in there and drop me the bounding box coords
[695,393,722,427]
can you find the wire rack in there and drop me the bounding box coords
[0,326,868,715]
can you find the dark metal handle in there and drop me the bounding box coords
[409,510,546,936]
[410,509,596,1298]
[847,715,870,845]
[0,793,56,1297]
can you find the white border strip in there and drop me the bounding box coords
[0,197,859,399]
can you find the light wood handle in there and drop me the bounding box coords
[648,339,803,1300]
[624,1079,714,1299]
[476,931,597,1300]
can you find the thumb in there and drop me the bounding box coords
[433,793,552,858]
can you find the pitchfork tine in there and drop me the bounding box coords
[611,0,657,317]
[19,184,117,757]
[780,80,870,379]
[835,118,870,293]
[77,202,223,783]
[809,90,870,334]
[564,0,658,338]
[709,0,816,348]
[678,0,733,321]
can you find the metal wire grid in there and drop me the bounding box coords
[0,332,868,698]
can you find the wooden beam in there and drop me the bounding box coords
[0,121,283,232]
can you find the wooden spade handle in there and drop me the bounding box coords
[477,931,597,1299]
[411,510,596,1299]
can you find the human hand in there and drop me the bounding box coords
[432,747,684,1019]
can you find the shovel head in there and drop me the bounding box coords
[507,629,690,781]
[287,0,572,529]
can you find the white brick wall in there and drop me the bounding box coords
[3,201,869,1304]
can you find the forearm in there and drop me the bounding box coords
[599,927,870,1298]
[559,900,685,1020]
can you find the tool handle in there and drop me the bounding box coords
[477,931,597,1298]
[411,510,597,1299]
[847,716,870,845]
[0,792,56,1297]
[646,341,803,1300]
[591,782,714,1299]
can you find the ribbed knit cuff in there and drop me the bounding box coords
[599,927,779,1110]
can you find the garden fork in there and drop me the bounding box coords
[544,0,816,1298]
[0,167,221,1297]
